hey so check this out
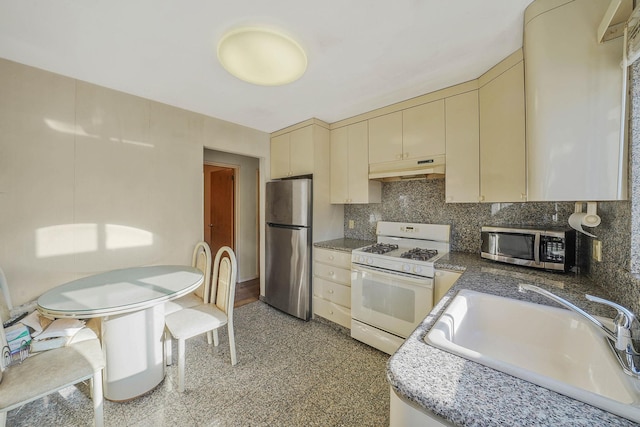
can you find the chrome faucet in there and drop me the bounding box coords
[518,283,640,379]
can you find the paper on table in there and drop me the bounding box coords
[35,318,85,341]
[20,311,52,337]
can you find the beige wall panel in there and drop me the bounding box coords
[0,58,77,305]
[0,58,270,306]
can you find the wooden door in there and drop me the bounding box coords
[204,165,235,256]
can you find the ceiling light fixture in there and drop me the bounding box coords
[217,27,307,86]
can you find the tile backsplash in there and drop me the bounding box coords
[344,179,638,311]
[343,178,576,253]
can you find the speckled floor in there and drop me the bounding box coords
[6,301,390,426]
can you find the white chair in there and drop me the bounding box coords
[164,246,238,392]
[164,242,213,315]
[164,242,212,364]
[0,267,105,427]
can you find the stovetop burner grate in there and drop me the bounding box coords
[400,248,438,261]
[360,243,399,255]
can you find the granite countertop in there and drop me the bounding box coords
[389,252,638,426]
[313,238,374,252]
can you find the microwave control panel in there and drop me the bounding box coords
[541,236,565,263]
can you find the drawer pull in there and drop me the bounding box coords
[329,271,334,275]
[329,310,334,315]
[328,290,334,294]
[329,255,334,260]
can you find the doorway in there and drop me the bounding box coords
[204,164,235,255]
[203,156,260,307]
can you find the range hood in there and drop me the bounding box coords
[369,155,445,181]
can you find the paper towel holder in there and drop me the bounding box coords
[569,202,601,238]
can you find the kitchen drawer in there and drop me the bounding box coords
[314,248,351,269]
[313,277,351,308]
[313,262,351,286]
[313,297,351,329]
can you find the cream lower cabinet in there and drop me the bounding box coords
[313,247,352,328]
[433,269,461,305]
[330,121,381,204]
[478,50,527,203]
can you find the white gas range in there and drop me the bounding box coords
[350,221,450,355]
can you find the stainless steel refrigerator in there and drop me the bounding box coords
[265,178,312,320]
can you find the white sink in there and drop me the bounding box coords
[425,289,640,422]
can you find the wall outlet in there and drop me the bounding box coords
[348,220,355,229]
[592,240,602,262]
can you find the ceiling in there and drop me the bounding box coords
[0,0,534,133]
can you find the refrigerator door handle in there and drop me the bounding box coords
[267,223,306,230]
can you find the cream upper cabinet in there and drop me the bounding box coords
[368,111,402,164]
[368,101,445,166]
[445,91,480,203]
[270,125,314,179]
[270,134,291,179]
[403,100,445,160]
[524,0,626,201]
[478,50,526,203]
[331,121,381,204]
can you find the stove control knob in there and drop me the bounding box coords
[367,257,373,264]
[358,256,365,263]
[402,264,411,272]
[413,265,423,274]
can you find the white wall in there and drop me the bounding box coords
[203,149,260,282]
[0,57,270,306]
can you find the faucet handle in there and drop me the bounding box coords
[585,294,637,352]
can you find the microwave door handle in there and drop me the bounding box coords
[534,233,541,264]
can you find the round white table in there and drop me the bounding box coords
[37,265,203,401]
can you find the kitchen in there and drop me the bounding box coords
[2,0,640,426]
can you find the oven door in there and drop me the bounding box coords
[351,265,433,338]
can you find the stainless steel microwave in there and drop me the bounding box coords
[481,226,575,272]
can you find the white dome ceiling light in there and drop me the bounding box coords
[217,27,307,86]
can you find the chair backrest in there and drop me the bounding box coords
[191,242,212,303]
[210,246,237,316]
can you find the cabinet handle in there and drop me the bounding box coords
[396,154,402,160]
[479,195,485,202]
[328,290,334,294]
[404,152,409,158]
[329,310,334,315]
[520,193,527,200]
[329,271,334,276]
[328,255,334,260]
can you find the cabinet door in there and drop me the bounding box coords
[479,61,526,203]
[330,127,349,203]
[347,121,371,203]
[368,111,402,164]
[270,133,290,179]
[434,270,461,305]
[445,91,480,203]
[289,125,314,176]
[403,100,445,160]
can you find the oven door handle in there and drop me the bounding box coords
[352,265,433,286]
